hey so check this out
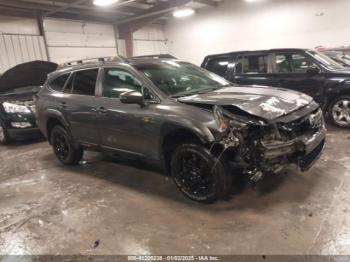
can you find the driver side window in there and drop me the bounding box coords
[275,53,319,73]
[101,68,142,99]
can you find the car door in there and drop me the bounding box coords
[227,52,275,87]
[270,51,326,103]
[94,66,160,157]
[60,68,100,145]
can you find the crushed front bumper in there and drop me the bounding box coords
[261,127,326,171]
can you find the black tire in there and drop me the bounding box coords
[328,95,350,128]
[50,125,83,165]
[170,143,232,203]
[0,120,11,145]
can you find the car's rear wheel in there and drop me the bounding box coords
[0,120,11,145]
[170,143,232,203]
[51,125,83,165]
[329,96,350,128]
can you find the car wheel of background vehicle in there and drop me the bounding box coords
[0,120,11,145]
[329,96,350,128]
[50,125,83,165]
[170,143,232,203]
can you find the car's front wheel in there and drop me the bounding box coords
[170,144,232,203]
[0,120,11,145]
[50,125,83,165]
[329,95,350,128]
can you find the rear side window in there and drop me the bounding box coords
[50,74,69,92]
[206,57,229,76]
[235,55,268,74]
[72,69,98,96]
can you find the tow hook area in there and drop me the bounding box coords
[248,169,264,182]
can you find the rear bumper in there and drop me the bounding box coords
[7,127,42,141]
[261,127,326,171]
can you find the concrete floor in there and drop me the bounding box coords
[0,127,349,256]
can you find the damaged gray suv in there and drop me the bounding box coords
[36,56,326,203]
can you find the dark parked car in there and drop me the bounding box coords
[36,56,325,203]
[321,50,350,68]
[0,86,42,144]
[202,48,350,128]
[0,61,57,144]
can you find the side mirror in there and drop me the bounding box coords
[306,66,320,76]
[120,90,144,106]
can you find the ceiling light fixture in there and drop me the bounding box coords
[173,8,195,18]
[93,0,119,7]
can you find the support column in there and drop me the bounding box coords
[37,16,51,61]
[118,26,134,58]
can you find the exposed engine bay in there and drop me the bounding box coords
[213,104,326,182]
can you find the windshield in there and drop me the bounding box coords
[0,86,40,96]
[135,61,231,97]
[308,50,344,70]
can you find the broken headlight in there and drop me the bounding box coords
[214,105,229,132]
[2,102,31,114]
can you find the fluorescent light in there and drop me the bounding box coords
[173,8,195,18]
[93,0,119,7]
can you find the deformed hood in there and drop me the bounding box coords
[178,86,313,120]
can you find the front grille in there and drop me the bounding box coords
[277,108,324,140]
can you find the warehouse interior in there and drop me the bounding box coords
[0,0,350,259]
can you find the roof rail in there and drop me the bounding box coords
[131,54,178,59]
[57,55,128,69]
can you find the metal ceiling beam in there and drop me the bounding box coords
[0,0,132,21]
[196,0,218,7]
[44,0,87,16]
[0,6,40,18]
[117,0,192,24]
[20,0,140,15]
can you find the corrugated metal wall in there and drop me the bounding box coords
[0,33,47,73]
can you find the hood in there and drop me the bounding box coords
[178,86,313,120]
[0,60,57,92]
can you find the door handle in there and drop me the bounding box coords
[96,106,108,113]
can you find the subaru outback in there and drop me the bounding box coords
[36,56,326,203]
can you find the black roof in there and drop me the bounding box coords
[205,48,310,58]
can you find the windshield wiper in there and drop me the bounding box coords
[170,86,226,98]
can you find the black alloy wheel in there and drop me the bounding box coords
[171,144,232,203]
[50,125,83,165]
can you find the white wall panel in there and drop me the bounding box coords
[44,18,117,63]
[133,40,168,57]
[0,34,47,73]
[134,25,166,41]
[49,47,116,64]
[0,15,39,35]
[165,0,350,65]
[133,25,168,56]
